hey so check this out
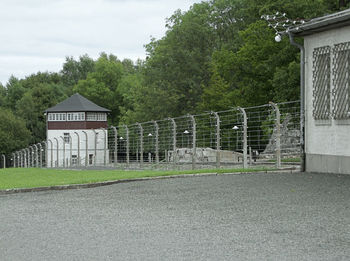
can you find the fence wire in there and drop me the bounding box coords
[9,101,301,170]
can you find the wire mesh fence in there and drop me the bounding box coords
[9,101,301,170]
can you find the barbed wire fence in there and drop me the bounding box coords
[6,100,301,170]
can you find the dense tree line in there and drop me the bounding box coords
[0,0,348,155]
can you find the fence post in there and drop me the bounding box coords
[27,148,30,167]
[189,115,196,170]
[2,154,5,168]
[48,140,53,168]
[29,146,33,167]
[212,112,221,169]
[23,149,26,168]
[39,143,43,168]
[124,125,129,165]
[60,136,66,168]
[38,144,41,167]
[92,130,98,166]
[12,153,16,168]
[82,131,88,167]
[137,123,143,168]
[67,134,72,167]
[237,107,248,169]
[169,118,177,166]
[73,132,80,167]
[111,126,117,165]
[269,102,281,168]
[153,121,159,164]
[33,144,38,167]
[101,128,107,166]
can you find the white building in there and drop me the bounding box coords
[45,93,110,167]
[293,9,350,174]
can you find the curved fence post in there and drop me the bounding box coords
[92,130,98,166]
[12,152,16,168]
[212,112,221,169]
[26,148,29,168]
[169,118,177,165]
[82,131,88,167]
[111,126,117,165]
[269,102,281,168]
[153,121,159,164]
[54,138,59,167]
[48,139,53,168]
[189,115,196,170]
[23,149,26,168]
[137,123,143,168]
[33,144,38,167]
[29,145,34,168]
[101,128,107,166]
[68,134,72,167]
[237,107,248,169]
[74,132,80,167]
[60,136,65,168]
[38,142,43,168]
[124,125,129,165]
[2,154,5,168]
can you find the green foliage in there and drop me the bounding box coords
[61,54,95,89]
[0,109,31,155]
[0,0,344,156]
[73,53,125,123]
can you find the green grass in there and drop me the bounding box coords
[0,167,274,190]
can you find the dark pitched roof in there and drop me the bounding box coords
[291,8,350,36]
[45,93,111,112]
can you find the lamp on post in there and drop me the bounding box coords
[261,12,306,172]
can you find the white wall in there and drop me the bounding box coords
[46,129,109,167]
[304,26,350,158]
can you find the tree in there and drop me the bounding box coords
[73,54,124,123]
[61,54,95,90]
[0,109,31,155]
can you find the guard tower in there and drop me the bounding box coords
[45,93,110,167]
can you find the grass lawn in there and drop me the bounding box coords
[0,167,274,190]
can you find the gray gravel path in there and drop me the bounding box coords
[1,172,350,261]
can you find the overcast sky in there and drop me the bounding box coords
[0,0,201,85]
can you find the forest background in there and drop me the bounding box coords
[0,0,349,155]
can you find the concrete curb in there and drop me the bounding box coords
[0,168,299,195]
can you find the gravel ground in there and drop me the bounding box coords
[1,172,350,261]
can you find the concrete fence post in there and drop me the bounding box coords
[137,123,143,168]
[27,148,31,168]
[237,107,248,169]
[60,136,66,168]
[54,138,59,167]
[189,115,196,170]
[82,131,88,167]
[29,146,33,167]
[169,118,177,166]
[212,112,221,169]
[111,126,117,165]
[48,140,53,168]
[68,134,72,167]
[22,150,25,168]
[153,121,159,164]
[33,144,38,167]
[269,102,281,168]
[12,153,16,168]
[92,130,98,166]
[2,154,5,168]
[74,132,80,167]
[38,142,43,168]
[101,128,107,166]
[124,125,129,165]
